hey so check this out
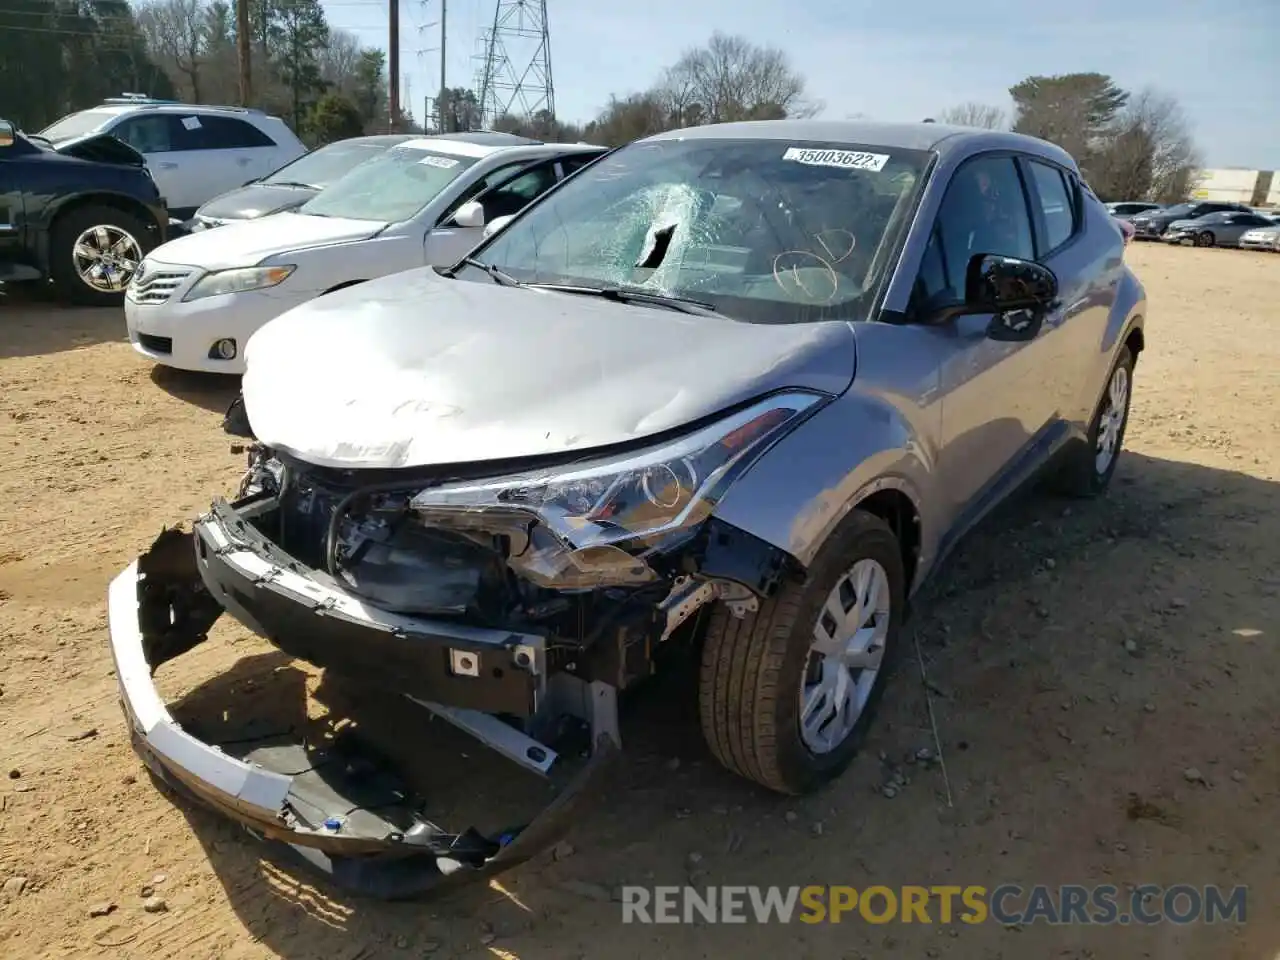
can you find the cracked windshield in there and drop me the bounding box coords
[474,139,929,322]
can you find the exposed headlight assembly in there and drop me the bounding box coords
[183,264,295,301]
[408,391,827,589]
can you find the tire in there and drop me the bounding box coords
[698,510,905,795]
[1051,344,1135,498]
[48,204,154,306]
[1195,231,1215,248]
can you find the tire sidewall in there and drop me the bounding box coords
[770,513,906,793]
[49,205,154,307]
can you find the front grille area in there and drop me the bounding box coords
[137,333,173,354]
[129,266,194,305]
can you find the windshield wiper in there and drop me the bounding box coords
[459,257,524,287]
[266,180,319,190]
[525,283,719,316]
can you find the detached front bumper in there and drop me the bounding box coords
[107,505,619,898]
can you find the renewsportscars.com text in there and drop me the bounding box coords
[620,884,1248,925]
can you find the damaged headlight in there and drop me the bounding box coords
[183,265,295,301]
[409,391,826,581]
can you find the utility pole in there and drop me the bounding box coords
[236,0,251,106]
[438,0,447,132]
[389,0,400,131]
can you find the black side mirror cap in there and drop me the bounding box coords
[965,254,1058,342]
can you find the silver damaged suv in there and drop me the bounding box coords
[106,120,1146,896]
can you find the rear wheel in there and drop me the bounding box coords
[48,205,153,306]
[698,510,905,795]
[1051,345,1134,498]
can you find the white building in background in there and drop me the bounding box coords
[1191,168,1276,206]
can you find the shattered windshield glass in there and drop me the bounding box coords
[465,137,931,323]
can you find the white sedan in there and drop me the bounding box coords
[124,134,606,374]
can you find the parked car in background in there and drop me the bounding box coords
[108,122,1146,897]
[125,134,607,373]
[0,118,166,304]
[1162,209,1278,247]
[1239,224,1280,252]
[37,95,306,220]
[1106,201,1161,219]
[1249,207,1280,223]
[184,134,416,234]
[1130,200,1252,240]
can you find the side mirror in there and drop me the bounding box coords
[962,253,1057,341]
[483,214,515,238]
[0,121,14,148]
[452,200,486,229]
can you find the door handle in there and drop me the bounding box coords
[157,161,179,170]
[236,157,251,166]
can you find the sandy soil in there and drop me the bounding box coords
[1,243,1279,960]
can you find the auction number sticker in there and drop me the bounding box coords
[418,154,460,168]
[782,147,889,172]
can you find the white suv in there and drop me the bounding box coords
[37,95,306,219]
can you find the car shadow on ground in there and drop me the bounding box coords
[152,451,1279,959]
[149,364,241,414]
[0,283,125,359]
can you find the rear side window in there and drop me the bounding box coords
[187,115,276,149]
[1026,160,1077,253]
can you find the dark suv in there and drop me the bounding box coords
[1130,200,1252,240]
[0,119,166,305]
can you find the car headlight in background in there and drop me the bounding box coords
[406,391,828,588]
[183,265,295,301]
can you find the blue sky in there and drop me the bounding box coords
[323,0,1278,168]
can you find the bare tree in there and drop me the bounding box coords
[318,29,361,97]
[938,101,1007,130]
[581,93,671,146]
[1088,89,1201,202]
[136,0,208,102]
[656,33,818,125]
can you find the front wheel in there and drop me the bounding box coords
[48,205,154,306]
[698,510,905,795]
[1194,231,1215,248]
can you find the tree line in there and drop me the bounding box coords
[0,6,1200,203]
[0,0,394,144]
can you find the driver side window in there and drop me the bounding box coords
[912,155,1035,315]
[480,160,560,220]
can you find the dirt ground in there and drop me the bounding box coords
[1,242,1278,960]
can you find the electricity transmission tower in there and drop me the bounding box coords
[474,0,554,129]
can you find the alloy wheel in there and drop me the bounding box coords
[72,224,143,293]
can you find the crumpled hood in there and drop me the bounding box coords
[148,211,384,270]
[242,268,857,470]
[51,133,146,167]
[196,183,317,222]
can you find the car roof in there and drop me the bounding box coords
[641,119,1080,171]
[432,131,544,147]
[329,134,417,147]
[396,136,606,159]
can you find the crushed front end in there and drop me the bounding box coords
[108,392,820,896]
